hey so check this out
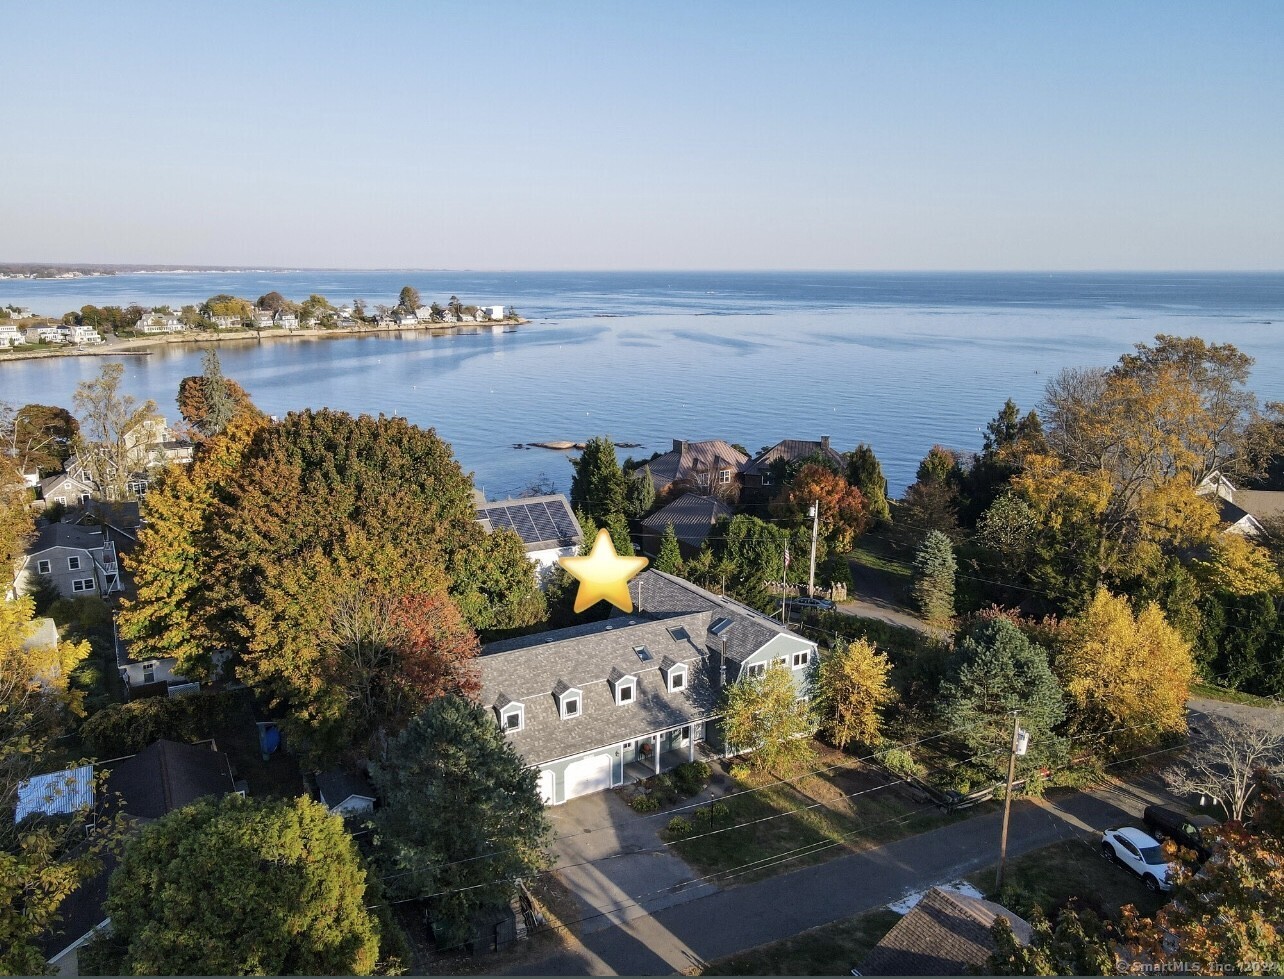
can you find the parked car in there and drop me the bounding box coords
[783,596,836,614]
[1100,826,1175,891]
[1143,805,1219,862]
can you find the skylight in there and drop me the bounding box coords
[634,645,653,662]
[667,626,690,642]
[710,617,734,637]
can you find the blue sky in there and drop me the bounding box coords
[6,2,1282,269]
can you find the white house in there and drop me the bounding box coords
[485,305,506,320]
[475,494,584,587]
[210,314,242,330]
[1196,470,1284,537]
[25,326,64,344]
[274,309,299,330]
[57,325,103,345]
[136,310,184,334]
[0,322,22,346]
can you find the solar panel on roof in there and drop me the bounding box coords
[480,499,579,546]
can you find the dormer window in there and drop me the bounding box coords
[494,695,524,733]
[609,667,637,706]
[660,655,688,693]
[553,680,583,720]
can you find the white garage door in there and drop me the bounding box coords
[563,754,612,801]
[538,769,555,805]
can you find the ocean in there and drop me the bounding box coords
[2,271,1282,498]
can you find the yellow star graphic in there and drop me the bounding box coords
[559,529,649,614]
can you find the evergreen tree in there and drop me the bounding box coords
[624,465,656,518]
[372,696,552,949]
[847,443,892,523]
[95,796,381,975]
[200,349,235,435]
[398,285,421,312]
[938,617,1067,779]
[654,523,684,575]
[569,435,627,521]
[912,530,956,625]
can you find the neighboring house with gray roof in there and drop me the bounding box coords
[9,521,113,601]
[855,887,1032,976]
[741,435,844,502]
[639,493,733,558]
[478,570,816,805]
[316,768,377,816]
[644,438,748,500]
[476,494,583,587]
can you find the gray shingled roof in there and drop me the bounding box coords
[104,740,236,821]
[625,570,803,664]
[743,438,846,476]
[1234,489,1284,523]
[479,611,717,765]
[640,493,733,547]
[857,888,1033,976]
[316,768,376,808]
[30,521,104,553]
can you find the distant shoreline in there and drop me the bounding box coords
[0,319,528,363]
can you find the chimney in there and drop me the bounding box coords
[673,438,688,454]
[820,435,831,451]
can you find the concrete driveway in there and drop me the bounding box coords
[546,789,718,935]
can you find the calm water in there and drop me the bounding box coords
[3,271,1283,497]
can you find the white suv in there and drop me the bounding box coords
[1100,826,1175,892]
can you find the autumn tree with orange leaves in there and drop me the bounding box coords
[773,462,871,552]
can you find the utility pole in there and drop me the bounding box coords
[807,501,819,597]
[995,711,1028,893]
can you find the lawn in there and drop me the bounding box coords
[700,906,901,975]
[966,839,1166,924]
[847,538,912,579]
[1191,681,1280,709]
[666,744,989,886]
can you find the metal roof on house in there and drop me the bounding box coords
[640,493,733,547]
[857,887,1033,976]
[15,765,95,822]
[476,494,583,551]
[743,437,845,476]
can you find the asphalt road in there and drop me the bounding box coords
[504,773,1178,976]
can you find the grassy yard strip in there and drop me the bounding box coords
[1191,681,1279,709]
[847,541,912,578]
[965,839,1165,923]
[666,746,980,885]
[699,906,901,975]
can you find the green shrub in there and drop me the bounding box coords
[629,793,659,813]
[692,801,732,828]
[728,762,752,782]
[666,816,692,838]
[672,761,711,796]
[80,691,240,757]
[882,747,926,779]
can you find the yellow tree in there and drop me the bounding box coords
[0,596,96,974]
[1191,533,1283,597]
[1056,589,1194,748]
[721,663,814,772]
[118,413,267,679]
[814,638,895,749]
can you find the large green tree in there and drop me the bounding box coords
[569,435,627,522]
[938,617,1066,779]
[93,795,381,976]
[654,523,684,575]
[846,443,891,523]
[204,411,541,751]
[3,403,79,476]
[397,285,421,312]
[372,696,552,949]
[912,530,956,626]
